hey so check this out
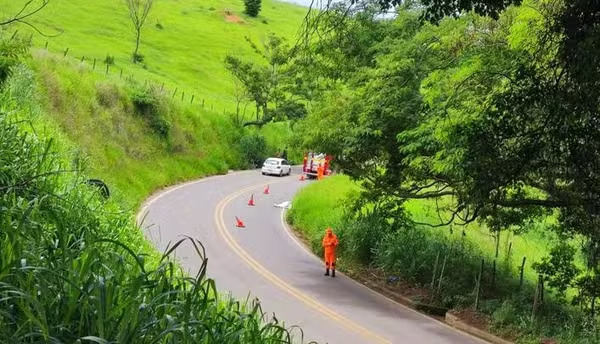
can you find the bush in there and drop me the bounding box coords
[244,0,262,17]
[342,211,392,262]
[130,83,171,138]
[238,134,267,167]
[104,54,115,65]
[132,52,144,63]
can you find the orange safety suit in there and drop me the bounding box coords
[322,228,338,275]
[317,165,324,180]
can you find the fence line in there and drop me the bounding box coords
[31,38,239,116]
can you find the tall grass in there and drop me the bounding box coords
[0,84,306,343]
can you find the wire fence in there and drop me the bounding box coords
[28,35,245,117]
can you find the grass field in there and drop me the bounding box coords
[2,0,307,206]
[2,0,307,112]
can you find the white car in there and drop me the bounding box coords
[261,158,291,176]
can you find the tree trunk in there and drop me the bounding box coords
[133,28,141,62]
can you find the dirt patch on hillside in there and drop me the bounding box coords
[223,10,244,24]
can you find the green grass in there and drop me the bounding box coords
[289,175,557,281]
[288,175,360,252]
[1,0,307,206]
[0,86,300,342]
[2,0,307,112]
[18,50,243,206]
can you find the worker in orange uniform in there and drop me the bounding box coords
[317,164,324,180]
[322,227,339,277]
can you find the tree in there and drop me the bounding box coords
[296,2,600,248]
[125,0,154,63]
[224,35,307,127]
[244,0,261,17]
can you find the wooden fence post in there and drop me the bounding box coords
[181,91,185,101]
[519,257,526,291]
[475,259,484,310]
[81,56,85,62]
[93,58,96,70]
[63,48,69,57]
[105,63,109,75]
[532,274,542,319]
[172,88,178,98]
[437,251,448,292]
[44,41,48,49]
[202,99,205,108]
[120,69,123,78]
[431,251,440,289]
[492,259,496,289]
[190,95,195,104]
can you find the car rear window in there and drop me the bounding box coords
[265,159,279,165]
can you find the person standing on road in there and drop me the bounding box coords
[322,227,339,277]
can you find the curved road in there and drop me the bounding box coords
[137,169,487,344]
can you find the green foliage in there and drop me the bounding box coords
[244,0,262,17]
[130,82,171,138]
[238,134,266,167]
[0,35,28,85]
[0,96,297,342]
[533,243,580,297]
[225,34,309,127]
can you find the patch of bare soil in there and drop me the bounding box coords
[450,308,491,331]
[223,9,244,24]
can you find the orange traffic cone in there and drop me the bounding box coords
[248,194,255,206]
[235,216,245,228]
[299,174,305,181]
[263,185,270,194]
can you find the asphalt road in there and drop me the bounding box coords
[138,168,487,344]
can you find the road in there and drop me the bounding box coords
[138,168,487,344]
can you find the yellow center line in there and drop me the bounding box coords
[214,181,391,344]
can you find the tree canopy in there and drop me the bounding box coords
[295,0,600,297]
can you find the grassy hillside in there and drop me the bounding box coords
[1,0,307,206]
[3,0,306,112]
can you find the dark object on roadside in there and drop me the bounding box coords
[282,148,288,161]
[387,276,400,284]
[86,179,110,199]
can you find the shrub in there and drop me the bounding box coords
[132,52,144,63]
[0,36,28,85]
[238,134,267,167]
[130,83,171,138]
[244,0,262,17]
[342,211,392,262]
[104,54,115,65]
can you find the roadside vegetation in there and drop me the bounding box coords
[289,1,600,343]
[0,0,307,341]
[0,54,303,342]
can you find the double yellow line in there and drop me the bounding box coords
[214,182,391,344]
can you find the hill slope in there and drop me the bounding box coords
[4,0,307,111]
[2,0,307,206]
